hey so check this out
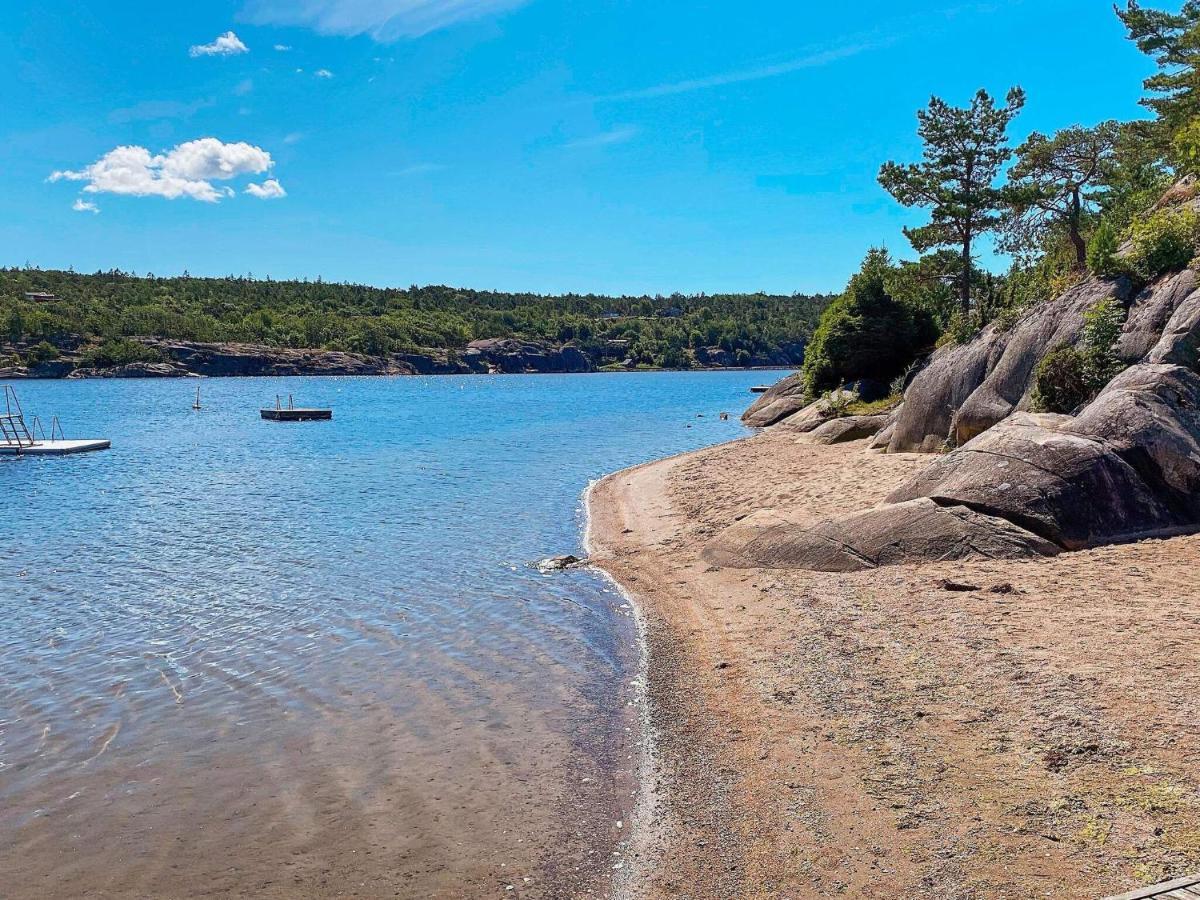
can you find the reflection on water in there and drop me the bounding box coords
[0,371,760,898]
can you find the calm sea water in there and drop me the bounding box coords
[0,371,762,899]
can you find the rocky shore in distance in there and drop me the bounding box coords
[0,336,598,379]
[0,335,798,379]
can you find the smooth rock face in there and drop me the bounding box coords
[802,414,888,445]
[742,373,808,427]
[888,365,1200,550]
[1145,281,1200,369]
[886,413,1174,550]
[889,276,1131,453]
[1070,364,1200,506]
[704,498,1059,572]
[719,364,1200,571]
[1118,269,1198,362]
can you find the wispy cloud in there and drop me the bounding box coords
[590,39,891,104]
[314,68,334,79]
[189,31,249,58]
[283,132,305,144]
[72,198,100,214]
[273,43,291,51]
[565,125,638,149]
[393,163,446,176]
[108,98,215,124]
[239,0,531,41]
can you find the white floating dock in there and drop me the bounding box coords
[0,385,111,457]
[0,439,111,456]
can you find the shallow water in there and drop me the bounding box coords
[0,371,761,898]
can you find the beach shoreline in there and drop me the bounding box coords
[586,429,1200,898]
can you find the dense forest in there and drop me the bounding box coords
[0,267,829,370]
[796,1,1200,406]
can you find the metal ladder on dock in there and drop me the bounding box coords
[0,385,36,450]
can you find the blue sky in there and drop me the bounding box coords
[0,0,1158,295]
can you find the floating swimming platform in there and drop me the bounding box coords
[0,386,110,456]
[260,394,332,422]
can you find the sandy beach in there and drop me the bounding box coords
[588,429,1200,899]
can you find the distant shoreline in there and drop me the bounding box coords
[1,336,798,381]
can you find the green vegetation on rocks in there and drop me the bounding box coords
[0,268,830,370]
[800,249,935,397]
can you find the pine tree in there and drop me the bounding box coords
[879,87,1025,318]
[1005,122,1121,269]
[1117,1,1200,154]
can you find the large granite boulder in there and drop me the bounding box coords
[742,373,808,427]
[888,277,1131,452]
[888,364,1200,551]
[802,414,889,445]
[1118,269,1198,362]
[714,364,1200,571]
[704,498,1058,572]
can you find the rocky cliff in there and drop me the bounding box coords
[730,242,1200,571]
[0,336,598,379]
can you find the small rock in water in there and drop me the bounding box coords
[536,554,587,573]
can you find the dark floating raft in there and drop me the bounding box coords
[261,395,333,422]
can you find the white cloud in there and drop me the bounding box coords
[72,199,100,214]
[240,0,531,41]
[234,78,254,95]
[50,138,275,203]
[189,31,249,57]
[273,43,292,51]
[283,131,304,144]
[314,68,334,79]
[245,178,286,199]
[566,125,638,148]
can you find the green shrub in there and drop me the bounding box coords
[1032,297,1128,413]
[1080,296,1126,387]
[1087,219,1123,278]
[80,338,164,368]
[23,340,60,365]
[935,311,978,348]
[1123,207,1200,279]
[801,248,929,396]
[1032,346,1090,413]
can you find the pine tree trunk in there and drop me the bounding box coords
[1070,189,1086,270]
[960,232,972,319]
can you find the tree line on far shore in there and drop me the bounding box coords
[801,1,1200,403]
[0,268,830,371]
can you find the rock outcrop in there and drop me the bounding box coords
[742,374,809,427]
[704,498,1059,572]
[888,364,1200,550]
[0,336,599,379]
[718,363,1200,571]
[464,338,593,374]
[802,414,888,445]
[887,276,1134,452]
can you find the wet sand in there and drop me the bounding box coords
[589,430,1200,898]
